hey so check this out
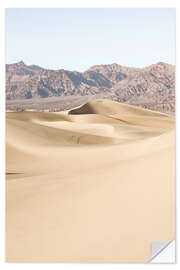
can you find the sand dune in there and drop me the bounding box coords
[6,99,175,262]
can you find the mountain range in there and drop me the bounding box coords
[6,61,175,113]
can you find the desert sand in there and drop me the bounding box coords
[6,99,175,262]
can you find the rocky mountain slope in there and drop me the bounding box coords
[6,61,175,113]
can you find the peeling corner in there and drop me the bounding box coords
[149,239,174,263]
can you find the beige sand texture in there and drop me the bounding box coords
[6,99,175,262]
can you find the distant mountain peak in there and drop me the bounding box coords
[16,60,25,66]
[156,61,169,66]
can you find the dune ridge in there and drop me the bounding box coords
[6,99,175,262]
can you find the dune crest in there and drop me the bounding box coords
[6,99,175,262]
[69,99,167,116]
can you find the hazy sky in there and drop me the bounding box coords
[6,8,175,71]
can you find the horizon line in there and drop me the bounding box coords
[5,60,175,73]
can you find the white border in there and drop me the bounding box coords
[0,0,179,269]
[1,0,178,8]
[0,2,5,267]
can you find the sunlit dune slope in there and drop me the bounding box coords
[6,99,175,262]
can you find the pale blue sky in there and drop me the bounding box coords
[6,8,175,71]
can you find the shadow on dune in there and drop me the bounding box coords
[69,102,96,115]
[6,172,23,175]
